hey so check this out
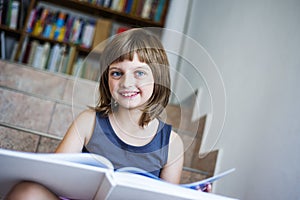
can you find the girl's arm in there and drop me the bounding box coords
[55,109,96,153]
[159,130,184,184]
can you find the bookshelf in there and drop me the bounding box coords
[0,0,170,81]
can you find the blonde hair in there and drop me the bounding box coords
[95,28,170,127]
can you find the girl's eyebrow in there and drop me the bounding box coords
[109,67,121,71]
[109,65,150,71]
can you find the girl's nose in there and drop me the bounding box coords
[121,73,135,87]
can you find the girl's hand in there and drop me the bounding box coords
[197,183,212,192]
[203,183,212,192]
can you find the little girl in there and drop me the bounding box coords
[6,28,184,199]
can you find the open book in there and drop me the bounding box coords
[0,148,237,200]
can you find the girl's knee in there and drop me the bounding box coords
[5,181,59,200]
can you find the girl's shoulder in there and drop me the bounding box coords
[77,108,96,120]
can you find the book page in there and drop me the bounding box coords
[0,149,111,199]
[107,172,238,200]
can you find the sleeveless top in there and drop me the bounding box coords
[83,112,172,178]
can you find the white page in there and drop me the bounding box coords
[0,149,110,199]
[107,172,238,200]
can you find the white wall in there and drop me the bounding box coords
[166,0,300,199]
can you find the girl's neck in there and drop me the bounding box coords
[108,107,159,141]
[112,107,142,127]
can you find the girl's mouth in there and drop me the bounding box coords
[120,91,139,97]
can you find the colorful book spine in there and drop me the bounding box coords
[9,0,19,29]
[125,0,133,14]
[53,12,66,40]
[26,8,37,33]
[141,0,152,19]
[154,0,165,22]
[70,17,83,44]
[63,15,75,42]
[80,20,96,49]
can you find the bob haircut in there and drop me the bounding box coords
[94,28,171,127]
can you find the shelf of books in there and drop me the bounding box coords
[0,0,169,81]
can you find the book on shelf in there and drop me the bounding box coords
[26,40,39,66]
[80,19,96,49]
[110,0,120,11]
[0,30,5,59]
[141,0,153,19]
[4,0,12,27]
[9,42,18,61]
[103,0,112,8]
[18,0,30,30]
[47,43,61,72]
[31,43,51,69]
[124,0,134,14]
[0,0,4,25]
[57,45,68,73]
[8,0,19,29]
[134,0,145,17]
[129,0,139,15]
[0,148,237,200]
[71,56,84,77]
[17,35,29,63]
[92,18,112,53]
[65,45,77,74]
[153,0,166,22]
[26,7,37,33]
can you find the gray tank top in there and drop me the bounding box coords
[84,112,172,177]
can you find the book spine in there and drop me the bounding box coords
[130,0,138,16]
[5,0,12,27]
[32,44,44,68]
[110,0,120,11]
[0,0,4,25]
[70,18,83,44]
[10,1,21,29]
[103,0,112,8]
[66,45,76,74]
[27,40,39,66]
[149,0,159,20]
[18,35,29,63]
[135,0,145,17]
[53,12,66,40]
[47,43,61,72]
[63,15,74,42]
[21,41,32,63]
[72,56,84,77]
[141,0,152,19]
[0,31,5,59]
[117,0,127,12]
[26,8,37,33]
[57,45,68,73]
[81,20,95,49]
[125,0,133,14]
[40,42,51,69]
[154,0,165,22]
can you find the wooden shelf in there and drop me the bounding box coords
[42,0,168,27]
[0,26,23,35]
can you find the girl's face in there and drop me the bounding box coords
[108,53,154,110]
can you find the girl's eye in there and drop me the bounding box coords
[135,71,146,78]
[111,71,122,78]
